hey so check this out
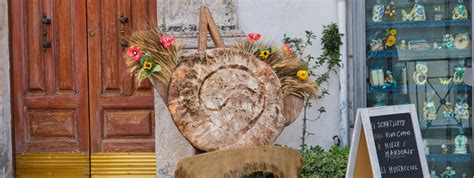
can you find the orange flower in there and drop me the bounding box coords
[247,33,261,43]
[385,35,396,47]
[283,44,292,56]
[297,70,309,80]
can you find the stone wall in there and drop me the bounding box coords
[0,0,12,177]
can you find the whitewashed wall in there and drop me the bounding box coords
[237,0,342,149]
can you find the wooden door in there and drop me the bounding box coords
[87,0,157,153]
[11,0,89,154]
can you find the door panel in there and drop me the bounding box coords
[12,0,88,153]
[87,0,157,153]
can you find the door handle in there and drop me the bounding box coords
[41,14,51,49]
[119,13,129,48]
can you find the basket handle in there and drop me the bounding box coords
[198,5,224,52]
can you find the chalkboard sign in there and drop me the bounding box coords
[370,113,423,178]
[346,105,429,178]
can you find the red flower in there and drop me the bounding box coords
[247,33,261,43]
[283,44,292,56]
[127,46,142,61]
[160,35,175,49]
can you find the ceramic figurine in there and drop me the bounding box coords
[454,33,470,49]
[433,42,442,49]
[423,139,429,155]
[399,40,407,50]
[442,102,455,120]
[374,93,386,107]
[401,1,426,21]
[442,34,455,49]
[439,78,452,85]
[462,173,467,178]
[369,67,384,87]
[454,128,468,154]
[400,67,408,94]
[442,166,456,178]
[434,6,443,20]
[382,71,397,91]
[372,1,384,22]
[384,1,396,21]
[423,100,437,120]
[413,64,428,85]
[453,0,469,20]
[430,159,437,176]
[441,144,449,155]
[455,95,469,120]
[413,2,427,21]
[453,65,465,84]
[370,39,384,51]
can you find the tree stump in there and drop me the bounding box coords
[168,48,285,151]
[174,146,303,178]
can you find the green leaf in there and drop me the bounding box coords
[270,47,277,53]
[152,65,161,73]
[139,57,146,66]
[139,68,149,78]
[258,46,266,51]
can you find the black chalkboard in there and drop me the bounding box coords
[370,113,423,178]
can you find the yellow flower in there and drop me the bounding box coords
[259,50,270,60]
[388,29,397,36]
[297,70,309,80]
[385,35,396,47]
[143,61,153,70]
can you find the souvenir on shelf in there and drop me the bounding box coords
[374,93,386,107]
[370,39,384,51]
[384,1,396,21]
[423,139,430,155]
[442,34,455,49]
[433,6,443,20]
[400,67,408,94]
[423,100,437,120]
[454,128,468,154]
[423,92,437,120]
[454,33,470,49]
[413,63,428,85]
[453,63,465,84]
[441,144,449,155]
[385,29,397,49]
[382,70,397,90]
[442,102,455,120]
[402,1,427,22]
[369,66,384,87]
[442,166,456,178]
[398,39,407,50]
[455,95,469,120]
[439,78,453,85]
[453,0,469,20]
[372,0,384,22]
[408,39,430,50]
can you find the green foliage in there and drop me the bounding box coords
[283,23,343,151]
[300,145,350,178]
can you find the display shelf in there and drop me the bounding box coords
[368,84,470,94]
[426,154,472,163]
[367,19,471,29]
[367,49,472,60]
[366,1,472,10]
[420,119,471,129]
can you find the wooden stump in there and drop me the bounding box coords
[174,146,303,178]
[168,48,285,151]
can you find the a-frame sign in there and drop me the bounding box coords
[346,104,429,178]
